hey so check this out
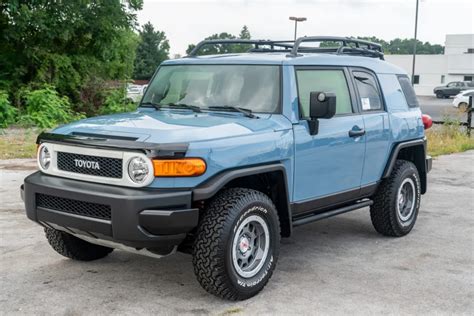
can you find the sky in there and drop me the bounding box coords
[137,0,474,56]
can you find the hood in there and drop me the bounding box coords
[53,108,291,144]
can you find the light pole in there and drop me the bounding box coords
[411,0,419,86]
[289,16,307,41]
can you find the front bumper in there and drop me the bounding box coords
[22,172,199,252]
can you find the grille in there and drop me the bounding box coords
[57,152,122,178]
[36,194,111,220]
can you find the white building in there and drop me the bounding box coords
[385,34,474,95]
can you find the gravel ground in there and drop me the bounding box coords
[0,152,473,315]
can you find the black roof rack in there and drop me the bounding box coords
[187,39,294,57]
[288,36,384,60]
[186,36,384,60]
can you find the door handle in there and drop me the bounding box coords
[349,127,366,138]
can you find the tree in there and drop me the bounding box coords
[357,37,443,54]
[133,22,170,80]
[0,0,143,113]
[186,26,252,55]
[318,36,443,55]
[239,25,251,40]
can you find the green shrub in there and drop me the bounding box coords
[18,87,85,128]
[426,118,474,157]
[100,88,137,115]
[0,91,18,128]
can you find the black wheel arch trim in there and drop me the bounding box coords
[192,163,292,237]
[383,137,430,194]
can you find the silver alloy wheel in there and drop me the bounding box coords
[231,214,270,279]
[397,178,416,223]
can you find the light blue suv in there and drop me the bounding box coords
[22,37,432,300]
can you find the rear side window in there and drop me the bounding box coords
[397,75,419,107]
[353,71,383,111]
[296,69,352,117]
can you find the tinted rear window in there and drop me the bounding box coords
[398,75,419,107]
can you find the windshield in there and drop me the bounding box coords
[141,65,280,113]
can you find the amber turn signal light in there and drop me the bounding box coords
[153,158,206,177]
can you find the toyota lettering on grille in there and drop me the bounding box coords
[74,159,100,170]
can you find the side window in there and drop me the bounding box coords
[447,82,455,87]
[397,75,419,107]
[413,75,420,84]
[296,69,352,117]
[353,71,383,111]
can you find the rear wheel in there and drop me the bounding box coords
[193,188,280,300]
[45,228,113,261]
[370,160,421,237]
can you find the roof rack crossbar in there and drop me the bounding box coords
[288,36,384,59]
[187,39,294,57]
[186,37,384,60]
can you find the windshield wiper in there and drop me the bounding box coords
[207,106,257,118]
[166,103,202,113]
[139,101,161,110]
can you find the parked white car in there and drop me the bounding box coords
[126,84,148,102]
[452,89,474,111]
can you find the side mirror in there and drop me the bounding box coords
[308,92,336,135]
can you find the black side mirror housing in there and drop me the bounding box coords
[308,92,336,135]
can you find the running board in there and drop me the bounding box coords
[292,200,373,227]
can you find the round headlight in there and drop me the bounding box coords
[38,145,51,170]
[128,157,150,184]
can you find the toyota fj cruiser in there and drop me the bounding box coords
[22,37,432,300]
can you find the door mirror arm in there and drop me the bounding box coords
[308,92,337,135]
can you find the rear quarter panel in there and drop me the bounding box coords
[378,73,425,148]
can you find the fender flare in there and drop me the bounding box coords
[192,163,293,236]
[382,138,428,194]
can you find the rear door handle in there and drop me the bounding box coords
[349,127,366,138]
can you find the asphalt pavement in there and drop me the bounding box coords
[1,152,473,315]
[418,96,471,126]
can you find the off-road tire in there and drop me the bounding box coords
[370,160,421,237]
[193,188,280,300]
[45,228,113,261]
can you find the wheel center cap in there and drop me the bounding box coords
[239,237,250,253]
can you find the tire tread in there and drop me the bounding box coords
[192,188,279,300]
[45,228,113,261]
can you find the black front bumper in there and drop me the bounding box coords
[22,172,199,251]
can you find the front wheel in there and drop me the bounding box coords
[45,228,113,261]
[193,188,280,300]
[436,92,444,99]
[370,160,421,237]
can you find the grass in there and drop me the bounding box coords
[426,122,474,157]
[0,124,473,160]
[0,128,40,159]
